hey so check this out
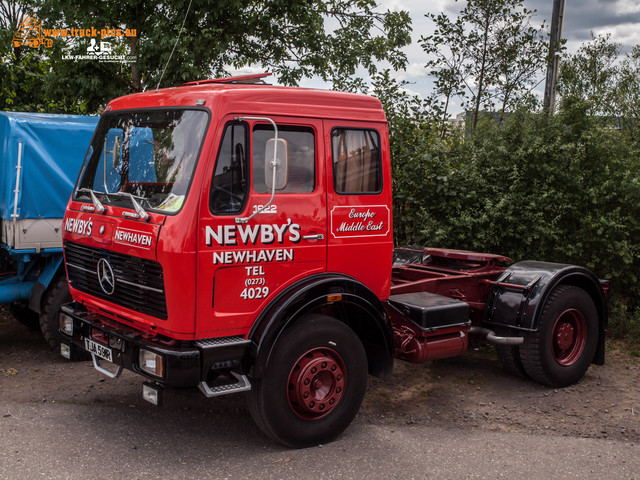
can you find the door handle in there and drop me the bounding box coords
[303,233,324,240]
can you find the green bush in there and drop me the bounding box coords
[391,101,640,331]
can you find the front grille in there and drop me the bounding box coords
[64,240,168,320]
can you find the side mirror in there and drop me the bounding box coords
[264,138,288,191]
[104,134,121,170]
[111,135,121,170]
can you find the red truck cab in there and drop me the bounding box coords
[60,75,608,448]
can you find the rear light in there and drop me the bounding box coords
[59,313,74,336]
[139,349,164,378]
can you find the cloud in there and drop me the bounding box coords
[404,62,429,78]
[527,0,640,45]
[379,0,458,15]
[296,0,640,105]
[593,22,640,49]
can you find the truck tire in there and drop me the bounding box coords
[520,285,598,387]
[39,276,71,349]
[248,314,368,448]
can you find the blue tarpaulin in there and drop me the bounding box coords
[0,112,98,220]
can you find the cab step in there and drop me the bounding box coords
[198,371,251,398]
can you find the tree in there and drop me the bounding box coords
[421,0,547,129]
[34,0,411,113]
[0,1,48,111]
[616,45,640,141]
[0,0,93,112]
[558,33,640,141]
[491,6,547,118]
[419,13,466,137]
[558,33,622,119]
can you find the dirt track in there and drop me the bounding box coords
[2,306,640,444]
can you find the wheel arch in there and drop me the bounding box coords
[248,273,394,379]
[485,261,608,365]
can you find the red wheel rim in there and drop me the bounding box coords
[287,347,346,420]
[551,308,587,366]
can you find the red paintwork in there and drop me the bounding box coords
[64,83,393,341]
[422,247,511,264]
[388,247,511,363]
[390,248,510,312]
[105,84,387,124]
[393,323,469,363]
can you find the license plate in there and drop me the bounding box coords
[84,338,113,362]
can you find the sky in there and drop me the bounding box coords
[294,0,640,114]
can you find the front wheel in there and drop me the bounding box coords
[40,275,71,349]
[248,314,368,448]
[520,285,599,387]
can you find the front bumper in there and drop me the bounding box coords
[59,302,251,388]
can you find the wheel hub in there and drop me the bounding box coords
[551,308,587,366]
[555,323,575,351]
[287,347,346,420]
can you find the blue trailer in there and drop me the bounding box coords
[0,112,98,347]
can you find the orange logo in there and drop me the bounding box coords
[12,15,53,48]
[11,14,137,51]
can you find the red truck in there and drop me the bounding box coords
[59,73,608,447]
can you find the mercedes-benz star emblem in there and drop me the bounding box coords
[97,258,115,295]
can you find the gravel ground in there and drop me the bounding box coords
[2,305,639,444]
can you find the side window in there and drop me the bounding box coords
[332,128,381,194]
[210,122,248,214]
[252,125,315,194]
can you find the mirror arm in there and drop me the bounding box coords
[103,142,109,194]
[233,116,279,224]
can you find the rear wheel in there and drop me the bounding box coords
[248,314,368,448]
[520,285,598,387]
[40,275,71,349]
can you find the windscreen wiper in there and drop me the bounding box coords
[115,192,150,221]
[78,188,106,214]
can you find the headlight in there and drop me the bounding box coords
[60,343,72,359]
[142,382,163,406]
[59,313,74,336]
[139,349,164,378]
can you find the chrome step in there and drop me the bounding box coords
[196,336,251,348]
[198,372,251,398]
[91,354,123,378]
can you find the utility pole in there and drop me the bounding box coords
[543,0,566,114]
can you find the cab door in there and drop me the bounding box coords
[196,116,326,337]
[323,120,393,300]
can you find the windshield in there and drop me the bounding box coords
[75,108,209,214]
